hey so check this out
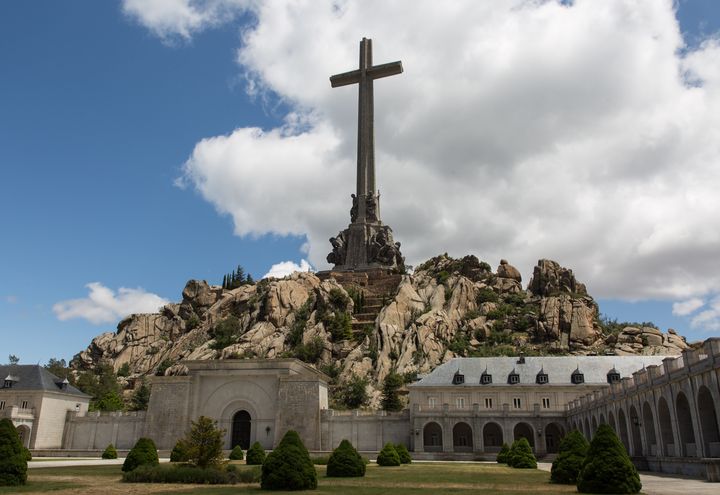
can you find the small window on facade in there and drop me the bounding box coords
[571,367,585,384]
[456,397,465,409]
[21,400,28,409]
[452,370,465,385]
[508,369,520,384]
[513,397,522,409]
[0,400,5,410]
[607,368,621,384]
[484,397,493,409]
[480,370,492,384]
[536,368,549,384]
[3,380,11,389]
[542,397,551,409]
[428,397,437,408]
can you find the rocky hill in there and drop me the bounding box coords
[70,255,690,406]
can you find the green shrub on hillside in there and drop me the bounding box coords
[122,437,159,472]
[0,418,27,486]
[577,424,641,494]
[245,441,266,465]
[551,430,589,484]
[376,443,401,466]
[260,430,317,490]
[326,439,365,477]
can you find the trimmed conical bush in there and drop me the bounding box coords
[550,430,589,484]
[122,437,159,472]
[577,424,641,494]
[246,441,266,465]
[507,438,536,469]
[261,430,317,490]
[496,443,510,463]
[170,439,190,462]
[327,439,365,477]
[0,418,27,486]
[229,445,244,460]
[101,443,118,459]
[376,442,400,466]
[394,443,411,464]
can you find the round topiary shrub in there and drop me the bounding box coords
[261,430,317,490]
[507,438,536,469]
[246,441,266,465]
[496,443,510,463]
[102,443,118,459]
[0,418,27,486]
[326,439,365,477]
[376,443,400,466]
[170,439,190,462]
[577,424,641,494]
[229,445,244,461]
[122,437,159,472]
[551,430,589,484]
[394,443,412,464]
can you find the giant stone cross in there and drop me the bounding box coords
[326,38,405,272]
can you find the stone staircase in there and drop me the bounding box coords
[316,269,402,334]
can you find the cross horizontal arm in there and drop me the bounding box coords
[366,61,403,80]
[330,69,361,88]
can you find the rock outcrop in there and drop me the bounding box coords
[71,255,690,407]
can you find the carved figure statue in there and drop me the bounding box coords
[366,194,378,222]
[350,194,358,223]
[326,231,347,265]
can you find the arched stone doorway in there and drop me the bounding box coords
[618,408,630,452]
[676,391,697,456]
[483,422,503,451]
[16,425,30,448]
[657,397,675,457]
[642,402,657,456]
[629,405,643,456]
[545,422,564,453]
[514,422,535,449]
[453,422,473,452]
[231,410,251,450]
[423,422,443,452]
[697,386,720,457]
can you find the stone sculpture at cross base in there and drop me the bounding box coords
[324,37,405,273]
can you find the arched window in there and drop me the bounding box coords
[508,369,520,385]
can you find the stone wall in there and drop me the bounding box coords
[62,411,146,450]
[320,409,410,452]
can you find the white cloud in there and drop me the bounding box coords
[132,0,720,304]
[690,296,720,332]
[672,298,704,316]
[263,259,313,279]
[53,283,169,325]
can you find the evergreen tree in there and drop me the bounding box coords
[337,374,369,409]
[376,443,401,466]
[507,438,536,469]
[0,418,27,485]
[496,443,510,463]
[380,372,403,411]
[102,444,118,459]
[245,441,266,465]
[184,416,225,469]
[129,381,150,411]
[577,424,641,494]
[170,439,190,462]
[394,443,412,464]
[261,430,317,490]
[122,437,159,472]
[7,355,19,365]
[327,439,365,477]
[551,430,589,484]
[229,445,244,460]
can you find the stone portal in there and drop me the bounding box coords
[326,38,405,271]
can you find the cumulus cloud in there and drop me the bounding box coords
[53,283,169,325]
[690,296,720,332]
[128,0,720,307]
[263,259,313,279]
[672,298,704,316]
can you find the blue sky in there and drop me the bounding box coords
[1,0,719,365]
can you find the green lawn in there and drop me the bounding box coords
[11,462,583,495]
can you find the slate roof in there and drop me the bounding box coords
[411,355,669,387]
[0,365,89,397]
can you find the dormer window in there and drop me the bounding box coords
[452,370,465,385]
[57,378,70,390]
[3,375,15,389]
[571,367,585,384]
[607,368,621,384]
[508,369,520,384]
[480,369,492,385]
[536,368,549,384]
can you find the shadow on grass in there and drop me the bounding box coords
[0,481,84,494]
